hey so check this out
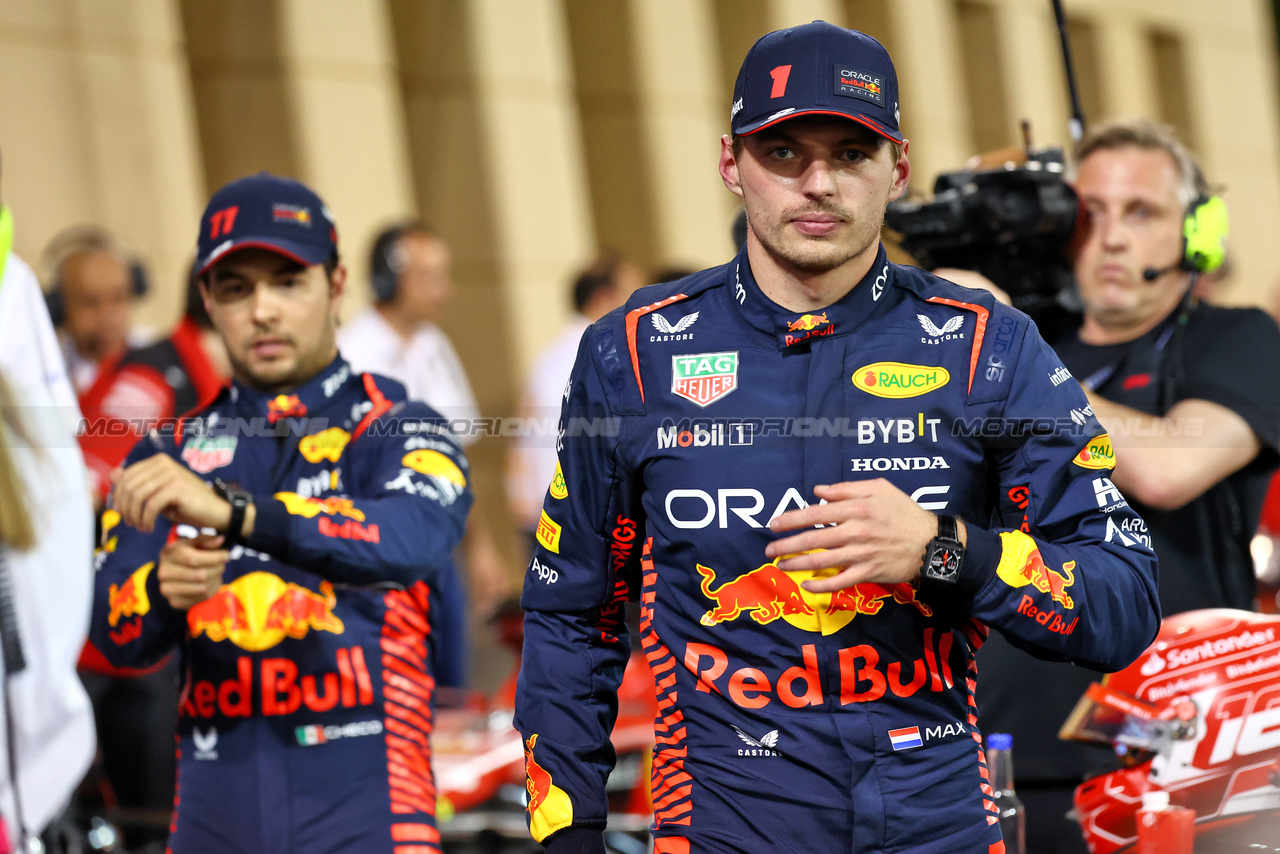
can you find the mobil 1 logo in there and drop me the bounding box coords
[657,421,754,450]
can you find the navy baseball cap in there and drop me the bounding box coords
[195,173,338,276]
[730,20,902,143]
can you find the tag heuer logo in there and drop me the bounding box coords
[671,352,738,407]
[181,436,237,473]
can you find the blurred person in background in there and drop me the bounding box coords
[86,173,472,852]
[40,227,150,505]
[340,222,509,685]
[41,226,146,397]
[0,204,96,852]
[101,264,229,417]
[340,222,478,425]
[975,119,1280,853]
[505,252,637,550]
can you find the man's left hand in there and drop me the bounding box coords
[765,479,955,593]
[110,454,232,534]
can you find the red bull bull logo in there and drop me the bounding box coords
[271,204,311,225]
[267,394,307,423]
[697,558,932,636]
[275,491,367,521]
[787,313,829,332]
[108,561,154,628]
[825,582,934,619]
[995,530,1077,609]
[783,313,837,347]
[524,734,575,842]
[187,571,344,652]
[99,508,123,554]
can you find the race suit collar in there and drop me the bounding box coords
[228,356,359,424]
[730,242,897,350]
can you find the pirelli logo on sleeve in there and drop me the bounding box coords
[536,511,562,554]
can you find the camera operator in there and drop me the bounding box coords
[974,118,1280,854]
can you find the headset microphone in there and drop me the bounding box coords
[1142,194,1231,283]
[1142,263,1183,282]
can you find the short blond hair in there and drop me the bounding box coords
[1072,118,1208,208]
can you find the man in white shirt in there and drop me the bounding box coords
[338,223,480,433]
[506,254,640,545]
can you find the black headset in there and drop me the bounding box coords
[369,224,411,304]
[41,227,148,327]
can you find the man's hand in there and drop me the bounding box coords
[1085,391,1262,510]
[765,479,961,593]
[110,454,232,534]
[157,534,229,610]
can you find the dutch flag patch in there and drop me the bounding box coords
[888,726,923,751]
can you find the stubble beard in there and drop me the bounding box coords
[228,351,298,395]
[751,200,886,276]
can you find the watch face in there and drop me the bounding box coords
[927,546,960,579]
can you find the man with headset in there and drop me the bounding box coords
[339,223,480,430]
[41,226,146,397]
[976,118,1280,854]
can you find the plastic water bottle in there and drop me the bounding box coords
[986,732,1026,854]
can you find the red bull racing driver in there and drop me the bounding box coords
[515,21,1160,854]
[87,174,472,853]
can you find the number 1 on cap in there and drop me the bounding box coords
[769,65,792,99]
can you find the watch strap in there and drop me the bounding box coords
[214,478,250,549]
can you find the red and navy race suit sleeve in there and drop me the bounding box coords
[959,313,1161,672]
[246,401,473,588]
[88,437,189,670]
[514,325,644,849]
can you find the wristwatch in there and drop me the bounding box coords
[920,514,964,584]
[213,478,251,550]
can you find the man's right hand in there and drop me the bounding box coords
[157,534,229,610]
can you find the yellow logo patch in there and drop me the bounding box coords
[401,450,467,486]
[852,362,950,398]
[535,511,562,554]
[299,428,351,464]
[548,461,568,500]
[1073,434,1115,470]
